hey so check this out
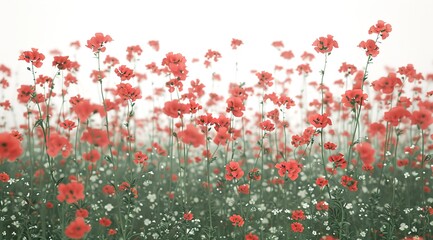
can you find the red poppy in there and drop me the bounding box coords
[355,142,375,167]
[312,35,338,54]
[205,49,222,62]
[126,45,143,62]
[0,172,10,182]
[324,142,337,150]
[148,40,160,51]
[57,182,85,204]
[231,38,243,50]
[162,52,188,80]
[341,175,358,191]
[259,120,275,132]
[226,97,245,117]
[291,222,304,232]
[133,151,148,165]
[52,56,72,70]
[163,100,188,118]
[245,233,259,240]
[0,132,23,162]
[256,71,274,88]
[102,185,115,196]
[86,33,113,53]
[371,73,402,94]
[296,63,312,75]
[18,48,45,68]
[383,106,411,126]
[237,184,250,194]
[75,208,89,218]
[358,39,379,57]
[308,113,332,128]
[47,133,72,158]
[281,50,294,60]
[316,201,329,211]
[60,120,77,131]
[369,20,392,40]
[398,64,423,83]
[115,65,135,81]
[115,83,141,102]
[275,160,302,180]
[64,217,91,239]
[291,210,306,221]
[411,108,433,129]
[177,124,205,148]
[17,85,35,104]
[82,149,101,163]
[81,128,110,148]
[183,212,193,221]
[328,153,347,169]
[316,177,329,188]
[341,89,368,108]
[301,51,315,61]
[229,214,244,227]
[225,161,244,181]
[99,217,112,227]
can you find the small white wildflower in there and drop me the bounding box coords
[105,204,114,212]
[411,226,417,232]
[399,223,408,231]
[360,231,366,237]
[147,193,156,203]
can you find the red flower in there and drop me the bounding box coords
[205,49,222,62]
[102,185,115,196]
[301,51,315,61]
[237,184,250,195]
[229,214,244,227]
[248,168,261,181]
[296,63,312,75]
[115,65,135,81]
[256,71,274,88]
[126,45,143,62]
[324,142,337,150]
[133,151,148,165]
[213,127,231,145]
[291,222,304,232]
[47,133,72,158]
[108,229,117,236]
[281,50,294,60]
[163,100,188,118]
[0,172,10,182]
[75,208,89,218]
[411,108,433,129]
[275,160,302,181]
[226,97,245,117]
[99,217,112,227]
[308,113,332,128]
[81,128,110,148]
[339,62,357,76]
[245,233,259,240]
[162,52,188,80]
[312,35,339,54]
[291,210,306,221]
[52,56,72,70]
[57,182,85,204]
[341,175,358,191]
[82,149,101,163]
[231,38,243,50]
[368,122,386,136]
[17,85,35,104]
[60,120,77,131]
[341,89,368,108]
[86,33,113,53]
[369,20,392,40]
[183,212,193,221]
[260,120,275,132]
[383,106,411,127]
[64,217,91,239]
[148,40,160,51]
[328,153,347,169]
[0,132,23,162]
[371,73,402,94]
[18,48,45,68]
[355,142,375,167]
[358,39,379,57]
[225,161,244,181]
[116,83,141,102]
[398,64,423,83]
[316,177,329,188]
[316,201,329,211]
[177,124,205,148]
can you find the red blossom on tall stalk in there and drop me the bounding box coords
[275,160,302,180]
[18,48,45,68]
[86,33,113,53]
[47,133,72,158]
[126,45,143,62]
[226,97,245,117]
[308,113,332,128]
[341,89,368,108]
[225,161,244,181]
[358,39,379,57]
[369,20,392,39]
[256,71,274,88]
[177,124,205,148]
[52,56,72,70]
[114,65,135,81]
[231,38,243,49]
[57,182,85,204]
[312,35,339,54]
[64,217,91,239]
[371,73,402,94]
[229,214,244,227]
[115,83,141,102]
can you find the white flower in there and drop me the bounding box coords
[399,223,408,231]
[105,204,114,212]
[147,193,156,203]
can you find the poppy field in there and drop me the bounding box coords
[0,20,433,240]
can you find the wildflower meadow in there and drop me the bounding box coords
[0,20,433,240]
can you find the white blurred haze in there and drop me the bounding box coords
[1,0,433,126]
